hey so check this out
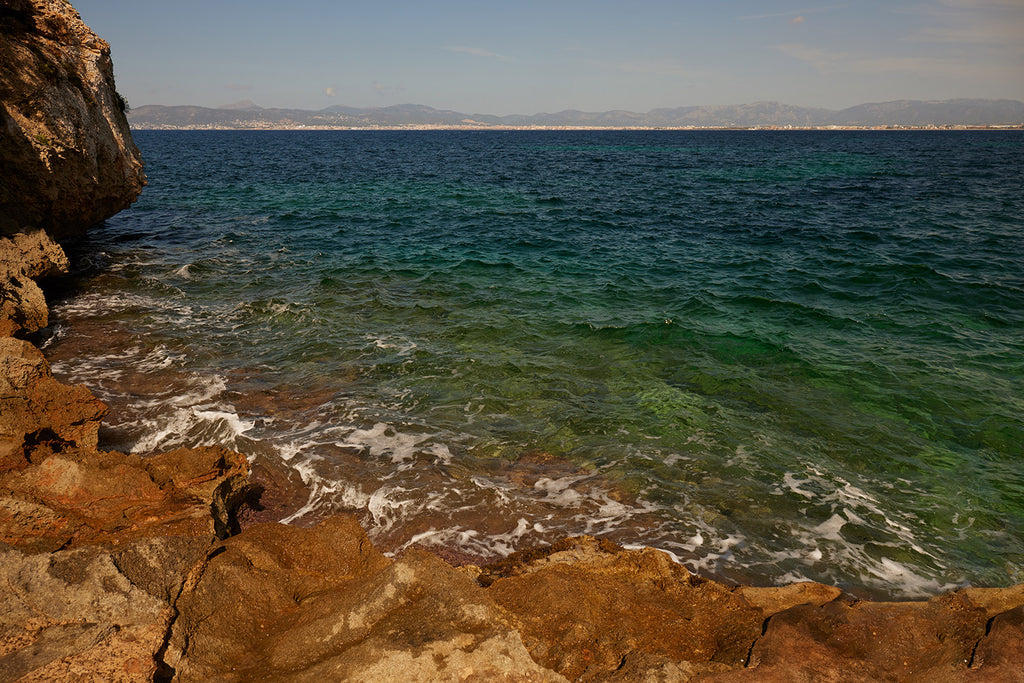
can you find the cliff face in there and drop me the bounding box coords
[0,0,144,239]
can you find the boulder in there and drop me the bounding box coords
[0,543,172,682]
[964,605,1024,682]
[708,592,989,682]
[0,443,251,553]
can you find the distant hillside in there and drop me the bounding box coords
[128,99,1024,129]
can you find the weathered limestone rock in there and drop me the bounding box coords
[0,433,252,681]
[479,538,1024,682]
[697,592,991,682]
[0,545,168,682]
[167,514,567,682]
[0,443,251,553]
[0,336,106,461]
[734,581,842,615]
[0,0,145,239]
[964,605,1024,682]
[0,229,69,336]
[483,536,764,681]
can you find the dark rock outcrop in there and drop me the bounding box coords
[0,0,144,239]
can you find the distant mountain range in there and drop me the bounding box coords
[127,99,1024,129]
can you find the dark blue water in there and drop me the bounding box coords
[47,130,1024,597]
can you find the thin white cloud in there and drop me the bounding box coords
[612,59,703,77]
[372,81,406,97]
[911,0,1024,46]
[935,0,1022,8]
[774,42,1013,79]
[442,45,512,62]
[740,4,847,20]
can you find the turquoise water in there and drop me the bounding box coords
[47,130,1024,597]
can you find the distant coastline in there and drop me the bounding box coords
[127,98,1024,131]
[129,123,1024,131]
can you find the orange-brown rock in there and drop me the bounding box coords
[0,228,69,337]
[484,536,764,681]
[0,543,174,682]
[696,592,1001,682]
[964,605,1024,682]
[0,336,106,461]
[166,515,567,682]
[0,0,144,239]
[0,433,254,682]
[734,581,842,615]
[0,443,251,553]
[480,538,1024,682]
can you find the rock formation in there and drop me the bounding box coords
[0,229,68,336]
[0,0,144,239]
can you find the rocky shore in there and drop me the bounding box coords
[2,1,1022,681]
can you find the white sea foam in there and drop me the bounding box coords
[369,335,418,356]
[814,513,847,542]
[337,422,429,465]
[781,471,816,499]
[533,476,585,506]
[367,486,413,531]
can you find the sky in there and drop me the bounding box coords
[73,0,1024,115]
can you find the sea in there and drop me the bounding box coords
[43,129,1024,599]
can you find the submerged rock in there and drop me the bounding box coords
[0,0,144,238]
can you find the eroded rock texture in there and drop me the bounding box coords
[0,229,69,336]
[0,336,105,464]
[483,538,1024,683]
[166,515,565,682]
[0,0,144,238]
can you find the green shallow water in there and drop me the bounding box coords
[46,129,1024,597]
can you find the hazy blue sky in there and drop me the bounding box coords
[74,0,1023,114]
